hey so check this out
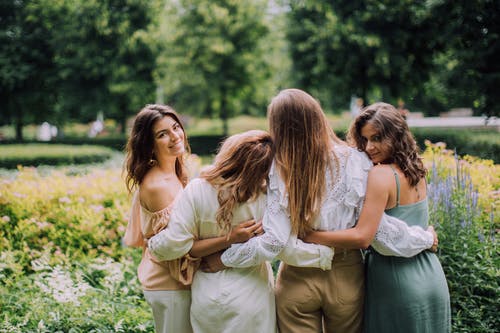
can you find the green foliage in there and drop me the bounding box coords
[423,0,500,117]
[426,147,499,332]
[0,167,129,276]
[0,144,114,169]
[0,0,57,138]
[0,252,154,332]
[0,147,498,331]
[156,0,273,135]
[0,0,158,140]
[412,129,500,163]
[286,0,441,111]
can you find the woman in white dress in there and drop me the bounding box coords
[148,130,278,333]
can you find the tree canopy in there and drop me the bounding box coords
[156,0,272,135]
[0,0,157,139]
[1,0,498,140]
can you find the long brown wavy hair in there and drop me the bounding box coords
[346,102,426,186]
[268,89,344,237]
[201,130,274,236]
[124,104,190,193]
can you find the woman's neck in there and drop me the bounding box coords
[156,156,178,175]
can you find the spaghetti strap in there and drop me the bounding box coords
[389,165,400,207]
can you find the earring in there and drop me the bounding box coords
[148,154,157,166]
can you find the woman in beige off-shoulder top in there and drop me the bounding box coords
[123,104,197,333]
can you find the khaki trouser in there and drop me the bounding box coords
[275,249,364,333]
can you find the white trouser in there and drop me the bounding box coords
[143,290,192,333]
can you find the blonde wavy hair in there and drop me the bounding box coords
[268,89,344,237]
[201,130,274,236]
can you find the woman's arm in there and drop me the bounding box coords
[220,162,334,269]
[303,165,435,257]
[189,220,263,258]
[302,166,389,248]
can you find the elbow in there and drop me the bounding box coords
[148,243,165,261]
[353,232,372,250]
[359,239,371,250]
[147,239,167,261]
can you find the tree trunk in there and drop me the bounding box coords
[360,62,368,106]
[15,101,23,141]
[221,91,228,136]
[119,99,127,135]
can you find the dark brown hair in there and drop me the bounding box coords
[347,102,426,186]
[124,104,190,193]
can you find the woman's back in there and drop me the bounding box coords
[365,165,451,333]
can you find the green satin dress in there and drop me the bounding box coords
[364,168,451,333]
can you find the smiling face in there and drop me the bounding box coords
[152,116,185,159]
[360,122,392,164]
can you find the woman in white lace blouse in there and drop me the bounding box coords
[215,89,436,333]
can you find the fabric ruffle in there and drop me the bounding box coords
[123,191,145,247]
[267,161,289,209]
[147,206,172,236]
[342,148,373,208]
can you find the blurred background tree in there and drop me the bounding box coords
[0,0,498,140]
[0,0,157,140]
[421,0,500,118]
[155,0,273,135]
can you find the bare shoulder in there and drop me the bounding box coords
[369,164,394,178]
[139,170,181,212]
[367,164,395,188]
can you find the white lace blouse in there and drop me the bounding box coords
[220,145,433,270]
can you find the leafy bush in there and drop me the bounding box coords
[424,142,499,332]
[0,167,129,277]
[0,144,114,169]
[414,128,500,163]
[0,146,497,331]
[0,252,154,332]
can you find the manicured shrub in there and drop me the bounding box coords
[413,128,500,163]
[0,144,114,169]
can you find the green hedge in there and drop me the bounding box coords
[411,129,499,163]
[1,129,498,162]
[1,134,226,156]
[0,144,114,169]
[334,128,499,163]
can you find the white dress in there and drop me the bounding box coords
[220,145,434,269]
[149,178,281,333]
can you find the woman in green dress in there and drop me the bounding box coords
[303,102,451,333]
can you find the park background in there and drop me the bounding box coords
[0,0,498,332]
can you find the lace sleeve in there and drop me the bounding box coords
[221,162,334,268]
[277,235,334,270]
[220,168,290,267]
[372,214,434,257]
[221,204,334,269]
